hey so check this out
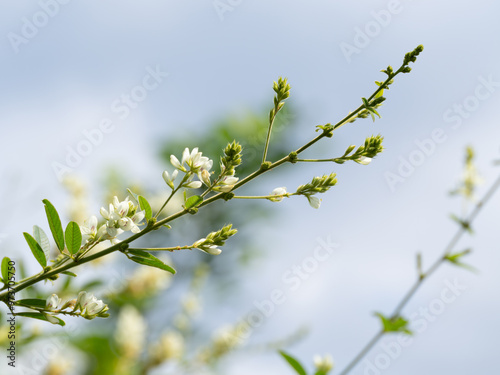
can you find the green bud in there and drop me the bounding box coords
[222,192,235,201]
[260,161,272,170]
[296,173,338,196]
[220,141,242,176]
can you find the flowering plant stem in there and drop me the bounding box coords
[337,172,500,375]
[0,47,418,307]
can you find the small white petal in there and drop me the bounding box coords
[200,170,211,186]
[205,246,222,255]
[269,187,287,202]
[182,148,190,165]
[185,181,202,189]
[307,195,321,209]
[356,156,372,165]
[100,207,110,220]
[132,211,145,224]
[170,155,183,170]
[222,176,239,185]
[216,185,234,192]
[46,294,61,310]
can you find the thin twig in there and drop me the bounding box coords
[338,172,500,375]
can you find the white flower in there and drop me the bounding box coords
[314,354,334,372]
[149,330,185,364]
[306,195,321,209]
[170,154,186,171]
[46,294,62,311]
[115,305,146,359]
[193,238,222,255]
[118,211,145,233]
[80,216,99,242]
[162,170,178,189]
[214,175,239,192]
[100,197,132,221]
[77,291,108,319]
[199,169,211,186]
[171,147,213,174]
[113,196,130,217]
[126,263,172,297]
[184,147,213,173]
[184,180,202,189]
[355,156,372,165]
[269,187,287,202]
[105,224,124,238]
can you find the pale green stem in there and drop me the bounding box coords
[338,172,500,375]
[0,62,411,302]
[232,193,293,200]
[128,246,193,252]
[262,104,282,163]
[154,172,191,219]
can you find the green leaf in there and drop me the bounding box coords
[1,257,11,284]
[185,195,203,209]
[375,312,412,335]
[279,351,307,375]
[42,199,65,252]
[61,271,77,277]
[138,196,152,220]
[33,225,51,262]
[16,312,65,326]
[127,188,140,205]
[65,221,82,255]
[126,249,176,274]
[23,232,47,268]
[445,249,477,272]
[15,298,47,309]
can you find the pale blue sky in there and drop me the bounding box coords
[1,1,499,374]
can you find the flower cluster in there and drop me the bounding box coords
[314,354,335,374]
[75,291,109,320]
[44,291,109,322]
[193,224,238,255]
[163,147,215,191]
[296,173,338,209]
[450,146,483,201]
[334,135,384,165]
[80,196,145,245]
